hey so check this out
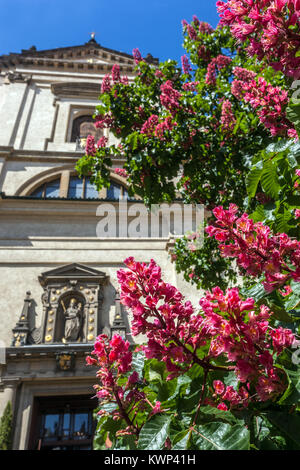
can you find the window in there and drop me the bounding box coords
[71,115,103,142]
[107,180,128,200]
[68,176,99,199]
[28,395,97,450]
[30,179,60,198]
[29,175,128,200]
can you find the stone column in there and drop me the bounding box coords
[0,377,20,416]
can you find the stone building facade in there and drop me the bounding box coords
[0,38,199,449]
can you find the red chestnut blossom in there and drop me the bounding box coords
[233,67,257,81]
[94,113,115,129]
[279,285,293,296]
[111,64,121,83]
[97,136,108,148]
[231,74,295,137]
[221,99,236,133]
[87,334,160,436]
[199,21,214,34]
[217,402,228,411]
[187,24,198,40]
[181,54,192,75]
[213,380,225,395]
[217,0,300,79]
[113,168,128,178]
[154,117,177,140]
[205,55,232,86]
[140,115,159,136]
[197,45,212,62]
[101,74,111,94]
[85,135,96,156]
[132,48,143,64]
[182,81,200,92]
[206,205,300,292]
[160,81,182,115]
[116,257,294,405]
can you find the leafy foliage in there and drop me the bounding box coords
[0,402,13,450]
[83,5,300,452]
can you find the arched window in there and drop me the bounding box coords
[28,175,128,200]
[30,179,60,198]
[70,115,103,143]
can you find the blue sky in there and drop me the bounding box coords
[0,0,219,63]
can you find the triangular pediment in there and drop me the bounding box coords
[39,263,108,286]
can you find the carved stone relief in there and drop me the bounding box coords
[11,263,108,347]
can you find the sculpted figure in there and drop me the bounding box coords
[62,298,82,342]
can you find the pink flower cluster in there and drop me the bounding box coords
[199,21,214,35]
[201,287,294,403]
[101,74,111,94]
[221,99,236,133]
[231,72,296,137]
[197,45,212,62]
[117,257,294,405]
[141,114,177,140]
[182,81,200,92]
[182,18,214,36]
[181,55,192,75]
[94,113,115,130]
[97,136,108,148]
[85,135,96,156]
[133,48,143,65]
[88,333,167,434]
[87,334,132,400]
[141,115,159,136]
[112,64,121,83]
[187,24,198,40]
[154,117,177,140]
[217,0,300,79]
[206,204,300,292]
[113,168,128,178]
[86,134,110,155]
[160,80,182,115]
[205,55,232,86]
[101,65,129,95]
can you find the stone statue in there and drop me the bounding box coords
[61,298,82,342]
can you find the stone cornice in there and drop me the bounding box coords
[0,42,159,75]
[6,344,93,359]
[0,145,126,164]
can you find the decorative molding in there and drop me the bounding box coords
[51,82,101,99]
[38,263,108,345]
[11,291,32,347]
[110,291,127,338]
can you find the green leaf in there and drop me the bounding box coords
[284,281,300,312]
[241,282,267,302]
[172,430,190,450]
[260,161,280,199]
[266,140,292,154]
[138,414,172,450]
[196,406,242,426]
[191,422,250,450]
[131,350,145,377]
[278,366,300,406]
[246,163,264,198]
[286,102,300,135]
[265,411,300,449]
[144,358,166,386]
